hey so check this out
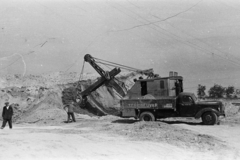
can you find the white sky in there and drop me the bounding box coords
[1,0,240,93]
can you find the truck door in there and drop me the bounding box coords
[178,95,196,117]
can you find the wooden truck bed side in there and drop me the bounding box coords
[120,98,177,117]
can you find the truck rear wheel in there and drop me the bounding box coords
[139,112,155,121]
[202,112,218,125]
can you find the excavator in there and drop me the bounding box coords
[75,54,157,115]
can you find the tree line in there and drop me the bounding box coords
[197,84,240,99]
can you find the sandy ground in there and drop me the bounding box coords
[1,66,240,160]
[1,115,239,160]
[179,124,240,155]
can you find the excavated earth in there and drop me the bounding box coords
[0,72,240,160]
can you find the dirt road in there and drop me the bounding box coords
[0,116,239,160]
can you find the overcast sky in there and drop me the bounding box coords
[1,0,240,93]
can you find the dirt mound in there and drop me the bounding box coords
[0,83,66,125]
[16,91,66,124]
[221,101,240,125]
[126,122,226,151]
[225,102,240,116]
[75,116,228,152]
[0,71,145,124]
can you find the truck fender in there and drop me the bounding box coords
[195,108,219,119]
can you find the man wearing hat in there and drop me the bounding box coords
[1,102,13,129]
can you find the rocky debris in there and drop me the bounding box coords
[16,90,65,124]
[221,101,240,125]
[119,121,227,151]
[72,116,228,152]
[225,102,240,117]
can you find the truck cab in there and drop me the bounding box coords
[177,92,225,122]
[120,74,225,125]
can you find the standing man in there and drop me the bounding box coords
[64,101,76,123]
[1,102,13,129]
[175,80,180,96]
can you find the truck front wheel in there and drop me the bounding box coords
[202,112,218,125]
[139,112,155,121]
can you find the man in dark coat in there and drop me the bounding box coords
[1,102,13,129]
[64,101,76,123]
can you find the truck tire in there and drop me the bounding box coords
[139,112,155,121]
[202,112,218,125]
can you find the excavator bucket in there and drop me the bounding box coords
[105,79,126,97]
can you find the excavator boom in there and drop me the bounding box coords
[80,68,122,97]
[80,54,126,98]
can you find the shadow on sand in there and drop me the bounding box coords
[112,118,203,125]
[111,119,139,124]
[158,119,203,125]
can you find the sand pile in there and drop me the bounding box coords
[0,71,145,124]
[220,101,240,125]
[17,90,66,124]
[94,119,227,152]
[0,84,65,124]
[224,101,240,117]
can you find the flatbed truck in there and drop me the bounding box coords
[120,75,225,125]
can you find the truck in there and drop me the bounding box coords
[120,74,225,125]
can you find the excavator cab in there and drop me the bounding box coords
[126,74,183,99]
